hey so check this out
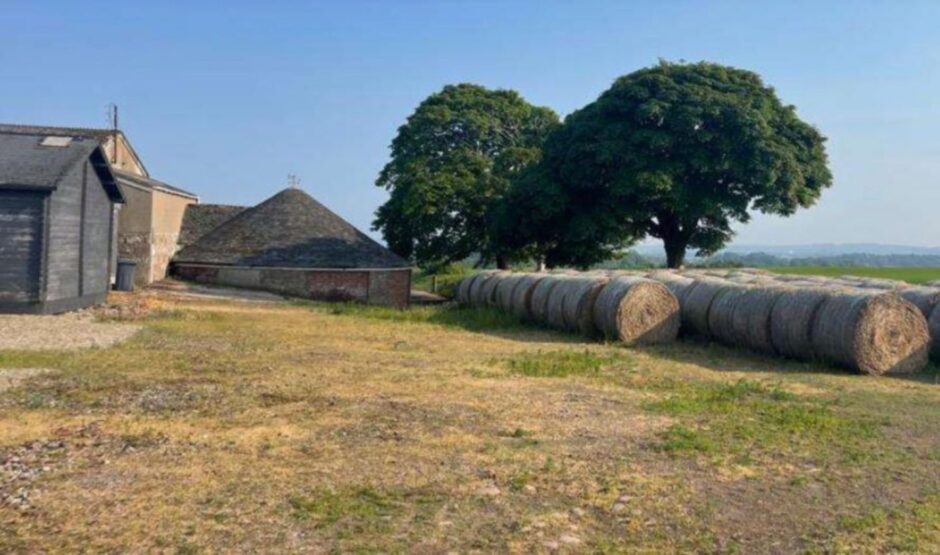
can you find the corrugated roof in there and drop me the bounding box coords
[174,188,410,269]
[178,203,247,247]
[113,169,199,200]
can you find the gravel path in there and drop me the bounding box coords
[0,368,56,393]
[0,314,140,351]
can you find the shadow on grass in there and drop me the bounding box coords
[632,335,940,384]
[298,301,580,343]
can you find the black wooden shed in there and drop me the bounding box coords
[0,131,124,313]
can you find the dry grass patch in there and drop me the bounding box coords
[0,292,937,552]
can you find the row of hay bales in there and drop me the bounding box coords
[457,268,938,375]
[456,271,681,345]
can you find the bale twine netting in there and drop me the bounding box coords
[593,276,680,345]
[810,290,930,375]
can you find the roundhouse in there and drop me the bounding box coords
[172,188,412,307]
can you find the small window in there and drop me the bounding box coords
[40,136,72,147]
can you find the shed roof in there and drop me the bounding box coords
[0,132,124,203]
[0,123,149,177]
[113,169,199,200]
[178,203,247,247]
[174,188,410,269]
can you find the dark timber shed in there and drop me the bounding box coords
[0,131,124,313]
[172,188,412,307]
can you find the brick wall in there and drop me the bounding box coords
[173,265,411,308]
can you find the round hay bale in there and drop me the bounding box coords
[529,275,570,325]
[770,287,832,359]
[455,275,475,305]
[706,284,753,345]
[478,272,509,307]
[811,291,930,375]
[929,306,940,361]
[466,271,496,307]
[898,286,940,319]
[681,278,733,337]
[593,276,680,344]
[494,274,528,312]
[508,274,546,320]
[555,275,610,335]
[647,272,697,306]
[730,286,788,353]
[543,276,581,330]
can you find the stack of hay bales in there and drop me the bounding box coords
[455,269,934,375]
[456,271,680,346]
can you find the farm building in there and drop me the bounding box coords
[172,188,412,307]
[0,131,125,313]
[0,123,200,286]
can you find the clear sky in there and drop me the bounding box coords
[3,1,939,249]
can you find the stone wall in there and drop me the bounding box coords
[173,265,411,308]
[115,184,152,286]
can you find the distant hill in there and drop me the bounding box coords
[635,243,940,259]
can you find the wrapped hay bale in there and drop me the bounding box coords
[731,286,788,354]
[508,274,546,320]
[681,278,733,336]
[898,286,940,319]
[770,287,832,359]
[555,275,610,335]
[529,275,570,325]
[706,284,754,345]
[593,276,680,344]
[811,291,929,375]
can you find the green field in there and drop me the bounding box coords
[766,267,940,284]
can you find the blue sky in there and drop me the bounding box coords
[3,1,939,249]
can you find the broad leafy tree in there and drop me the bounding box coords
[505,61,832,268]
[374,84,558,269]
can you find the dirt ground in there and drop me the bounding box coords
[0,291,937,553]
[0,313,140,351]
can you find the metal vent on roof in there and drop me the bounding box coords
[40,136,73,147]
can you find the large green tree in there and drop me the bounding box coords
[500,61,832,268]
[373,84,558,269]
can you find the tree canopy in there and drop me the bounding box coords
[497,61,832,268]
[373,84,558,269]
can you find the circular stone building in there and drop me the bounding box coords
[172,188,412,307]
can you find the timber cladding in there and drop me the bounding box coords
[173,265,411,308]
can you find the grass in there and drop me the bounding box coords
[0,291,938,553]
[767,266,940,284]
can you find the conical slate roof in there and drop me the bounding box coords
[174,188,410,269]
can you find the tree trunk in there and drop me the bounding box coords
[496,255,510,270]
[535,256,546,272]
[663,238,687,269]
